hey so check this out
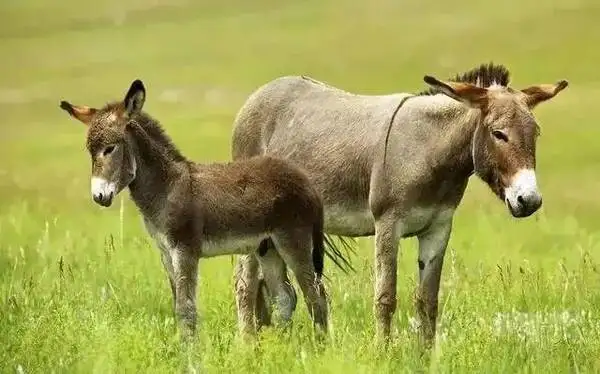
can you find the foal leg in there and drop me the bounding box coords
[144,219,177,312]
[256,247,298,327]
[160,251,176,312]
[373,214,400,342]
[273,230,328,333]
[234,253,260,338]
[415,219,452,347]
[171,247,200,340]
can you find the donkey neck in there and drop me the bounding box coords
[410,94,480,181]
[126,114,190,218]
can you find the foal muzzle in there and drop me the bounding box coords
[91,177,116,207]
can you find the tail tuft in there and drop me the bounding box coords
[323,234,357,274]
[312,224,325,278]
[312,227,356,278]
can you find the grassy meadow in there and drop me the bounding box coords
[2,0,600,372]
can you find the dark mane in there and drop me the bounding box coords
[128,110,187,163]
[417,62,511,96]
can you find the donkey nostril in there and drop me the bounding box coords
[98,193,104,201]
[517,195,525,207]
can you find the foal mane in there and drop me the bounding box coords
[417,62,511,96]
[124,107,187,163]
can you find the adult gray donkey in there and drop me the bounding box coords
[230,63,568,344]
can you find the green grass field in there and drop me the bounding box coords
[2,0,600,372]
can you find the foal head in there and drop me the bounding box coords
[60,80,147,207]
[423,64,568,218]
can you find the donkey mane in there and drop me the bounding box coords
[128,111,187,163]
[417,62,511,96]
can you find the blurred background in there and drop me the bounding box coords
[2,0,599,224]
[1,0,600,372]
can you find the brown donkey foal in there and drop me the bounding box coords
[59,79,345,339]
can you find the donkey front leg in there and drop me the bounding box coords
[415,220,452,346]
[144,219,177,312]
[171,247,200,340]
[160,251,177,312]
[373,215,400,341]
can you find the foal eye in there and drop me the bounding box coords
[103,145,116,156]
[492,130,509,142]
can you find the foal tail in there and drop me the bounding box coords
[311,222,326,279]
[312,214,355,279]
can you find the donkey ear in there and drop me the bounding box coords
[123,79,146,116]
[520,80,568,109]
[423,75,488,108]
[59,101,96,125]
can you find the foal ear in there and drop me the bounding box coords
[520,80,568,109]
[59,101,96,125]
[123,79,146,116]
[423,75,488,108]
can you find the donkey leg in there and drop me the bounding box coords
[255,274,273,329]
[373,215,400,341]
[159,251,177,312]
[171,247,200,340]
[254,239,281,329]
[234,254,260,338]
[416,220,452,346]
[273,230,328,333]
[144,219,178,313]
[256,247,297,327]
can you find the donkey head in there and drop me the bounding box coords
[60,80,146,207]
[423,74,568,218]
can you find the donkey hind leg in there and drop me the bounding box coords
[256,244,298,327]
[416,220,452,347]
[234,253,261,338]
[373,214,400,342]
[255,273,273,329]
[272,230,328,333]
[171,247,200,341]
[253,238,282,330]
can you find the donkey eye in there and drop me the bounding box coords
[103,145,116,156]
[492,130,509,142]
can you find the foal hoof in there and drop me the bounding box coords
[418,332,435,352]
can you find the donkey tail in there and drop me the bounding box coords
[324,234,357,274]
[323,234,356,274]
[312,222,326,279]
[312,218,356,279]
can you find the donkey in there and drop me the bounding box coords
[58,79,350,339]
[230,63,568,344]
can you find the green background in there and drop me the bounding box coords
[1,0,599,372]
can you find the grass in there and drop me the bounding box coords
[1,0,600,372]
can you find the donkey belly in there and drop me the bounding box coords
[324,205,375,237]
[201,234,269,258]
[396,206,455,238]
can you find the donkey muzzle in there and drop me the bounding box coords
[507,194,542,218]
[91,177,116,207]
[504,169,542,218]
